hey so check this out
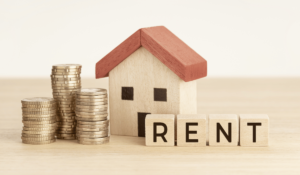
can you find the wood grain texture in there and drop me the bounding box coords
[177,114,206,147]
[95,29,140,78]
[1,78,300,174]
[109,47,196,136]
[239,114,269,147]
[209,114,239,146]
[96,26,207,82]
[145,114,175,146]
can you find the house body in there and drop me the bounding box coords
[96,26,207,137]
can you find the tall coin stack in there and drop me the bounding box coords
[51,64,82,140]
[75,88,110,145]
[21,97,57,145]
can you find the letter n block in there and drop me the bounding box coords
[145,114,175,146]
[240,114,269,147]
[177,114,206,147]
[209,114,239,146]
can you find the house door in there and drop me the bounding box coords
[137,112,151,137]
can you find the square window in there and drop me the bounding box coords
[154,88,167,102]
[122,87,134,100]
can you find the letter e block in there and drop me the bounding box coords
[209,114,238,146]
[240,114,269,147]
[145,114,175,146]
[177,114,206,147]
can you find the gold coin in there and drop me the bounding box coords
[51,71,81,75]
[75,102,108,106]
[77,120,109,125]
[56,133,76,137]
[76,95,107,99]
[75,117,107,122]
[77,124,108,129]
[22,133,55,138]
[52,83,81,87]
[57,127,76,131]
[22,104,57,108]
[22,130,56,134]
[52,81,81,85]
[53,92,77,96]
[22,139,56,145]
[76,98,107,102]
[51,77,81,81]
[75,101,108,106]
[52,86,81,90]
[57,136,76,140]
[52,68,81,72]
[54,96,76,100]
[76,126,108,132]
[75,108,107,113]
[77,88,107,96]
[57,124,76,128]
[75,113,108,118]
[52,64,82,69]
[77,137,109,145]
[75,111,107,116]
[21,97,55,104]
[57,112,75,116]
[56,101,75,105]
[22,120,57,125]
[22,116,56,121]
[76,133,108,139]
[76,130,108,135]
[77,136,109,142]
[23,127,57,131]
[51,74,80,78]
[21,136,55,141]
[75,104,108,109]
[22,110,56,115]
[57,121,76,124]
[57,116,76,120]
[22,107,56,112]
[23,123,57,128]
[57,104,74,107]
[57,130,76,134]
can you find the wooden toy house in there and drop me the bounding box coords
[96,26,207,137]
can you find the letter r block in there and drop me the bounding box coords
[240,114,269,147]
[209,114,239,147]
[177,114,206,147]
[145,114,175,146]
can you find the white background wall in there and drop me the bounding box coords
[0,0,299,78]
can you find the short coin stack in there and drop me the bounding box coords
[51,64,82,140]
[75,88,110,145]
[21,97,57,145]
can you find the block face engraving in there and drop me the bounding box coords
[177,114,206,147]
[240,114,269,147]
[146,114,175,147]
[209,114,238,147]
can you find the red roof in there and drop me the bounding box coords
[96,26,207,82]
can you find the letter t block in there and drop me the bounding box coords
[145,114,175,146]
[209,114,239,147]
[177,114,206,147]
[240,114,269,147]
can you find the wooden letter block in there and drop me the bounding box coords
[177,114,206,147]
[240,114,269,147]
[209,114,238,146]
[146,114,175,146]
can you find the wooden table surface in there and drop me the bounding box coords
[0,78,299,174]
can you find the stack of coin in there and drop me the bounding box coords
[75,88,109,145]
[51,64,82,140]
[21,97,57,145]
